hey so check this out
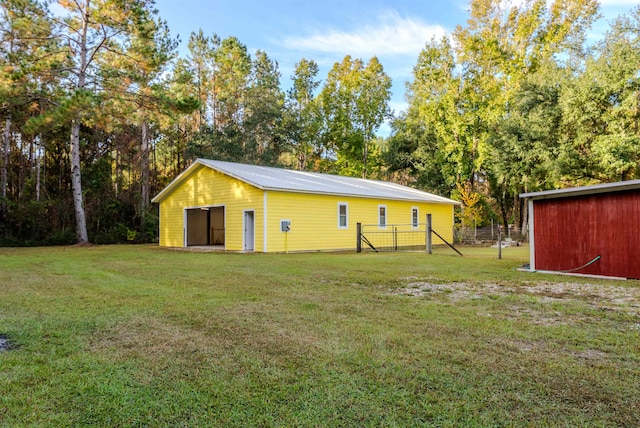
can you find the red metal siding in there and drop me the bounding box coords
[533,190,640,279]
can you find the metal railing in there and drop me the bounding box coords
[357,215,461,255]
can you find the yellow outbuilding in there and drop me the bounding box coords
[152,159,460,252]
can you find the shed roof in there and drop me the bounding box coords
[520,179,640,201]
[152,159,460,205]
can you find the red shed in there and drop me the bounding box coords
[520,180,640,279]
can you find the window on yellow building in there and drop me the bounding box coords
[338,203,348,229]
[379,205,387,228]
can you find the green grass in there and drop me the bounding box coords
[1,245,638,426]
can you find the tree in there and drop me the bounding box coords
[285,58,322,170]
[320,55,391,178]
[186,29,219,129]
[244,50,285,165]
[558,6,640,183]
[356,57,392,178]
[213,36,250,128]
[393,0,600,229]
[54,0,173,243]
[104,11,186,222]
[0,0,59,213]
[388,36,474,194]
[455,0,599,184]
[490,70,564,228]
[51,0,142,243]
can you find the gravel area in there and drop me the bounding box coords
[390,278,640,316]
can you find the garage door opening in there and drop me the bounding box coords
[185,206,225,248]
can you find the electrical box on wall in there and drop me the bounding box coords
[280,220,291,232]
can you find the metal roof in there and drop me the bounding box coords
[152,159,460,205]
[520,179,640,201]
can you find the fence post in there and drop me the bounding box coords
[394,226,398,251]
[426,214,432,254]
[474,218,477,242]
[497,223,502,260]
[356,222,362,253]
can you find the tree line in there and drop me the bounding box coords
[388,0,640,233]
[1,0,638,245]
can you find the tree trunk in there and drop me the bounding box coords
[36,136,41,202]
[1,116,9,213]
[362,135,368,179]
[212,72,217,130]
[41,135,46,200]
[17,131,24,198]
[69,0,90,244]
[512,194,520,233]
[297,152,306,171]
[29,136,34,174]
[499,193,509,236]
[114,147,119,197]
[70,119,88,243]
[152,135,157,198]
[36,156,40,201]
[140,117,150,223]
[58,146,63,195]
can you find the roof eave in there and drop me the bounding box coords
[520,179,640,201]
[262,187,461,204]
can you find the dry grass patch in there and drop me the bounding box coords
[90,316,216,360]
[391,278,640,316]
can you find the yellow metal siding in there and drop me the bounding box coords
[265,191,454,252]
[158,166,264,250]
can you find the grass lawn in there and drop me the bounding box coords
[1,245,638,426]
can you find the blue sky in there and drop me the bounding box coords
[154,0,638,134]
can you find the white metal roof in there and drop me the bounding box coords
[520,179,640,200]
[152,159,460,205]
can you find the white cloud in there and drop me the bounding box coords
[280,11,447,58]
[388,99,410,116]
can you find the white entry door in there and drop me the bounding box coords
[243,210,255,251]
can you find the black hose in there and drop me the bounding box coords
[557,255,601,273]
